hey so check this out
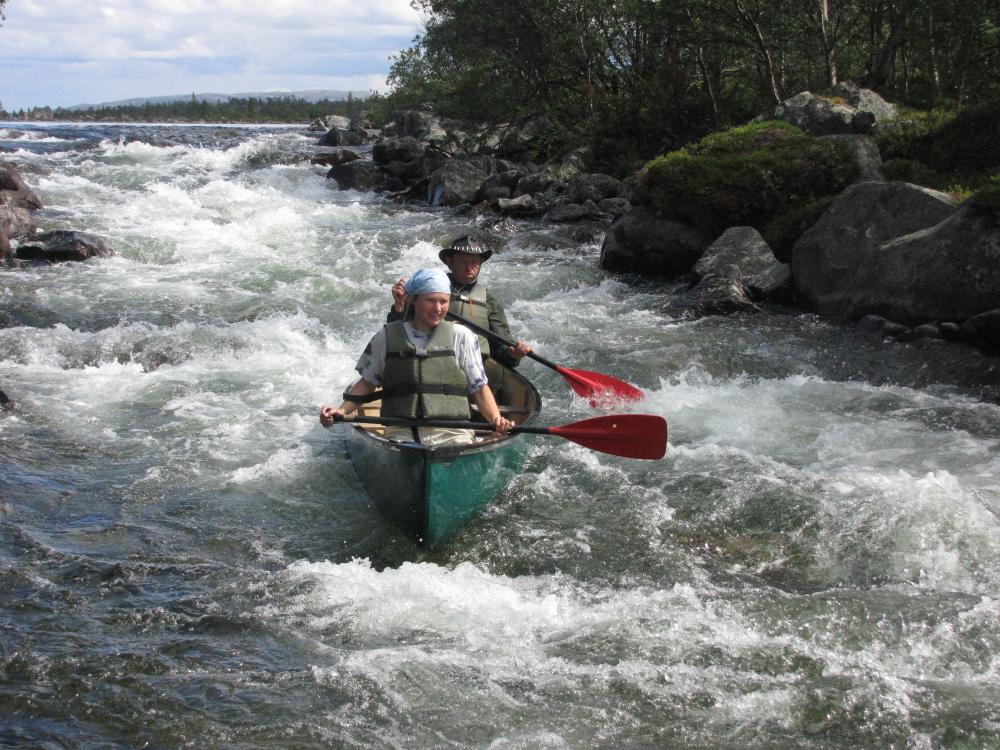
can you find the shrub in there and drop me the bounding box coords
[639,121,858,237]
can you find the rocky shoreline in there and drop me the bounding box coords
[4,87,999,406]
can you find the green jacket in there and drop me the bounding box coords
[387,275,521,368]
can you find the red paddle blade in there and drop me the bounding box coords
[548,414,667,460]
[555,365,645,403]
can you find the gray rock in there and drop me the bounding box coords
[310,149,362,168]
[547,203,591,223]
[15,230,114,263]
[0,163,43,210]
[664,272,761,317]
[372,137,426,165]
[326,161,386,192]
[695,226,790,298]
[565,173,621,204]
[600,206,710,277]
[792,181,958,317]
[497,194,540,215]
[426,160,490,206]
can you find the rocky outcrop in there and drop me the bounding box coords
[427,160,491,206]
[664,267,761,316]
[792,181,958,316]
[763,82,897,136]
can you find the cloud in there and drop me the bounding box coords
[0,0,425,109]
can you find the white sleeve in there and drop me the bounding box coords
[355,328,388,386]
[453,326,488,393]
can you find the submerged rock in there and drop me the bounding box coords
[15,230,114,263]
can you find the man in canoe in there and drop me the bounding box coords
[320,267,515,446]
[389,234,532,396]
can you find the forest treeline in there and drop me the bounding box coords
[370,0,1000,171]
[1,95,366,125]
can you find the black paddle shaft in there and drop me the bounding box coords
[336,414,548,435]
[445,310,559,370]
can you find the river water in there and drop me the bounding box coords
[2,123,999,749]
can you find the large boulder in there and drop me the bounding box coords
[426,160,491,207]
[842,204,1000,323]
[695,226,790,298]
[326,161,387,192]
[599,205,710,277]
[372,137,426,166]
[317,127,365,147]
[15,230,114,263]
[792,181,958,316]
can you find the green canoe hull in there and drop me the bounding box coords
[345,368,541,547]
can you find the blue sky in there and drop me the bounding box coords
[0,0,425,111]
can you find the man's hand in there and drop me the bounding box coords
[391,277,407,313]
[507,341,533,362]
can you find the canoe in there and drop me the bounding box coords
[344,366,542,548]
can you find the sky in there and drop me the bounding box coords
[0,0,426,111]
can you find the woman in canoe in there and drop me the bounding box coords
[319,267,514,446]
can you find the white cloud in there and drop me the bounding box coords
[0,0,424,109]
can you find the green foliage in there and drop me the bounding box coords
[969,175,1000,220]
[640,122,858,238]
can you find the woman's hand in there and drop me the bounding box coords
[319,405,346,428]
[491,415,514,435]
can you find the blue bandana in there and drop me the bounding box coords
[405,267,451,297]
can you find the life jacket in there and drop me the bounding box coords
[450,282,492,358]
[380,320,471,420]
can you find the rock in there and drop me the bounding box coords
[317,127,365,147]
[960,309,1000,353]
[599,205,710,277]
[853,204,1000,323]
[392,110,447,142]
[792,181,958,317]
[0,163,44,210]
[546,203,591,223]
[694,226,791,298]
[372,137,426,165]
[326,161,386,192]
[514,170,560,197]
[310,149,362,168]
[764,84,896,136]
[15,230,114,263]
[314,114,351,131]
[0,387,12,410]
[0,205,37,242]
[599,197,631,220]
[497,194,541,216]
[664,270,761,316]
[564,173,622,204]
[830,81,898,124]
[426,160,490,206]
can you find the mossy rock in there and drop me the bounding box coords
[639,121,858,237]
[968,176,1000,220]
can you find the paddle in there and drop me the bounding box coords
[445,310,644,403]
[335,413,668,460]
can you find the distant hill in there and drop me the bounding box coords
[68,89,368,111]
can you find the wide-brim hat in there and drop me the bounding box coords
[438,234,493,263]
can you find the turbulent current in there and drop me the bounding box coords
[2,123,999,749]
